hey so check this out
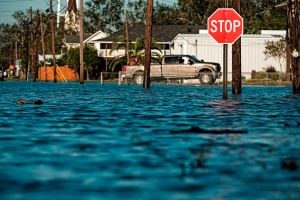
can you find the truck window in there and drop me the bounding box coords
[182,57,190,64]
[178,57,184,64]
[164,57,179,64]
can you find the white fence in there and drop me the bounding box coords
[100,72,122,85]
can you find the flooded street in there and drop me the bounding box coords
[0,81,300,199]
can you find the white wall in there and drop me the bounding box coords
[171,31,286,78]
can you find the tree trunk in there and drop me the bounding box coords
[79,0,84,84]
[143,0,153,89]
[287,0,300,93]
[231,0,242,94]
[50,0,57,83]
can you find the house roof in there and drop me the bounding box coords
[84,31,109,43]
[65,35,92,43]
[97,24,206,43]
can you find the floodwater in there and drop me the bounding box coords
[0,81,300,200]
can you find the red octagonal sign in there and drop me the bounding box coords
[208,8,243,44]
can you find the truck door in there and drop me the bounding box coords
[161,56,179,78]
[177,56,198,78]
[150,64,162,78]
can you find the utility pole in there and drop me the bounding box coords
[30,8,35,81]
[14,40,17,78]
[27,7,32,82]
[50,0,57,83]
[40,12,47,82]
[125,11,130,65]
[286,3,292,81]
[232,0,242,94]
[25,16,30,81]
[223,0,229,99]
[287,0,300,93]
[33,10,40,82]
[79,0,84,84]
[143,0,153,89]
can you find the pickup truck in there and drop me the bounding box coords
[121,55,221,85]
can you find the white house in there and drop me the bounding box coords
[171,30,286,79]
[84,30,109,52]
[63,31,108,51]
[94,24,205,58]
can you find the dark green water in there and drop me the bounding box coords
[0,81,299,200]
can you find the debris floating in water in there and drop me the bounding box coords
[16,99,43,105]
[281,158,299,172]
[170,126,248,134]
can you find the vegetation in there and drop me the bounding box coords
[108,36,161,72]
[84,0,124,34]
[61,45,102,80]
[82,0,287,34]
[251,66,288,81]
[0,0,287,80]
[264,38,286,72]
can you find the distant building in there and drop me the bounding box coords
[95,24,205,58]
[171,30,286,79]
[63,31,107,52]
[64,0,79,33]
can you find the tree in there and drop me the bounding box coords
[62,47,79,76]
[127,0,146,24]
[177,0,210,25]
[11,10,64,66]
[108,36,161,72]
[153,3,180,25]
[264,38,286,72]
[62,45,102,80]
[0,24,16,67]
[83,45,99,80]
[84,0,124,34]
[152,0,285,34]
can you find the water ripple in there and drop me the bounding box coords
[0,82,299,200]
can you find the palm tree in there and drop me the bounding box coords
[108,36,162,72]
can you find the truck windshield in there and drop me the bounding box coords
[189,55,203,63]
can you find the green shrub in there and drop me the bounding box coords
[255,72,268,79]
[265,66,277,73]
[267,72,279,80]
[252,71,287,81]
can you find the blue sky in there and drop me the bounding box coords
[0,0,177,24]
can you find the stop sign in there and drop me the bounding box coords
[208,8,243,44]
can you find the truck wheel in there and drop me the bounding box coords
[199,71,215,85]
[133,72,144,85]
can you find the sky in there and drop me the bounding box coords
[0,0,177,24]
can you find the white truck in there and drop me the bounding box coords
[121,55,221,85]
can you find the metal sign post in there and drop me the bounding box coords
[223,44,228,99]
[207,0,243,100]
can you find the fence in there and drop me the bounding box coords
[100,71,122,85]
[99,71,292,86]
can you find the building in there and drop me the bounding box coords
[62,31,108,53]
[64,24,287,79]
[64,0,79,33]
[94,24,205,58]
[171,30,286,79]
